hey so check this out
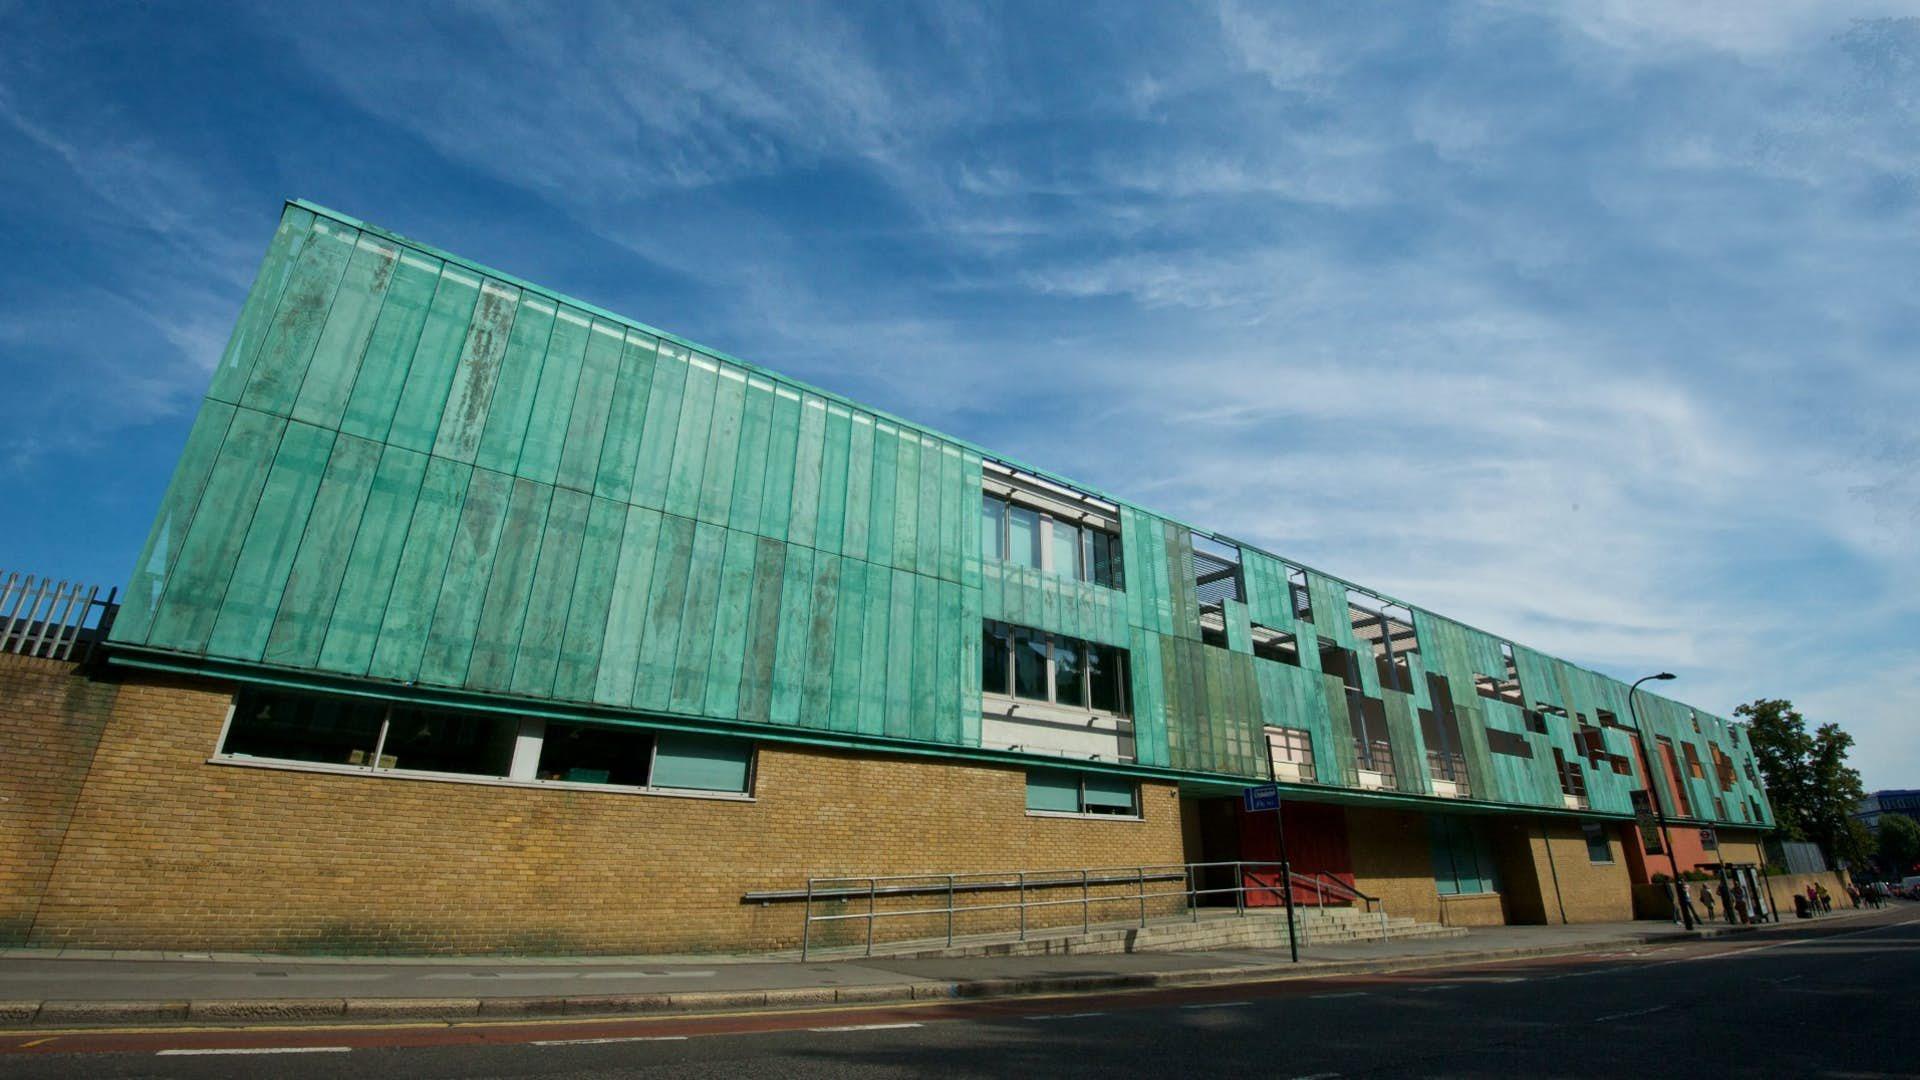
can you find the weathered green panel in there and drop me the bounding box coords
[703,527,760,719]
[799,552,842,725]
[669,522,729,714]
[632,513,697,713]
[827,557,868,733]
[239,218,358,416]
[590,505,660,706]
[768,545,816,725]
[841,413,874,561]
[882,568,916,739]
[366,456,472,681]
[726,375,775,536]
[260,431,381,668]
[786,395,827,549]
[291,235,399,429]
[114,400,237,645]
[934,576,962,744]
[507,487,591,698]
[472,297,558,475]
[147,409,288,652]
[430,282,523,464]
[915,437,943,576]
[696,363,748,527]
[516,306,592,485]
[814,404,851,556]
[892,433,920,574]
[463,477,550,691]
[663,353,719,520]
[857,559,892,737]
[338,248,443,442]
[553,320,625,492]
[416,466,515,686]
[208,205,318,403]
[630,343,690,509]
[551,498,627,701]
[591,330,659,504]
[736,538,788,725]
[206,421,336,659]
[757,386,802,541]
[315,445,429,674]
[910,572,939,742]
[385,268,484,452]
[866,423,898,566]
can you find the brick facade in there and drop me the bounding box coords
[7,660,1183,955]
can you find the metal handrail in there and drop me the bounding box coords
[791,860,1387,960]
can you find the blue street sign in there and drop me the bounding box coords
[1243,783,1280,813]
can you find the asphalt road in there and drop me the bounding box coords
[5,907,1915,1078]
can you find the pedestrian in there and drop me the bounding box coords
[1718,880,1736,924]
[1672,880,1697,926]
[1807,883,1820,916]
[1730,879,1751,924]
[1816,882,1831,913]
[1845,883,1860,909]
[1699,882,1716,922]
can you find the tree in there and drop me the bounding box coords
[1734,699,1867,867]
[1878,814,1920,879]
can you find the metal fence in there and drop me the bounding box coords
[0,572,117,661]
[763,860,1384,960]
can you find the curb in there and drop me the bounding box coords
[0,918,1844,1031]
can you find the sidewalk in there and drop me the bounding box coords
[0,907,1883,1028]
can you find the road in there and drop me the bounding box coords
[3,907,1913,1078]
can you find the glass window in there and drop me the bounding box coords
[1053,637,1085,707]
[222,689,386,768]
[982,623,1010,695]
[379,708,518,777]
[651,733,753,792]
[1008,505,1042,569]
[1013,626,1049,700]
[537,722,652,786]
[1049,518,1081,580]
[980,494,1005,562]
[1090,530,1124,589]
[1026,769,1082,813]
[1430,817,1498,895]
[1269,727,1314,766]
[1082,774,1137,815]
[1088,643,1127,715]
[1582,823,1612,864]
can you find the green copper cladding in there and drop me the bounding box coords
[112,201,1774,830]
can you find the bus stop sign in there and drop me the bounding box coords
[1243,783,1280,813]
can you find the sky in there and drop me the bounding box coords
[1,1,1914,788]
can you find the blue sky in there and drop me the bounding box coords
[2,1,1915,787]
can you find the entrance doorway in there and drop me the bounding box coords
[1185,796,1356,907]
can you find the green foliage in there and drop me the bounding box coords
[1877,814,1920,876]
[1735,698,1867,866]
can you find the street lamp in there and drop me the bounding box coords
[1628,672,1693,929]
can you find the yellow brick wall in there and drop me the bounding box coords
[1345,807,1456,925]
[0,655,119,944]
[1489,818,1633,925]
[12,662,1185,956]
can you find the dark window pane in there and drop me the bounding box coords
[980,495,1004,562]
[380,708,517,777]
[222,690,385,767]
[536,722,652,786]
[1050,519,1081,579]
[1082,774,1136,814]
[1008,505,1042,569]
[1054,637,1085,707]
[982,623,1010,695]
[1090,531,1114,588]
[651,733,752,792]
[1013,626,1049,700]
[1088,643,1127,715]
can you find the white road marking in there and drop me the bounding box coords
[1287,1073,1342,1080]
[157,1047,351,1056]
[580,970,715,979]
[1593,1004,1669,1023]
[1406,985,1459,993]
[1026,1012,1106,1021]
[531,1036,689,1045]
[1181,1001,1251,1010]
[1310,992,1368,1000]
[808,1022,923,1033]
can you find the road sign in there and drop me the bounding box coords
[1243,783,1280,813]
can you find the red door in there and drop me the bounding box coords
[1237,801,1355,906]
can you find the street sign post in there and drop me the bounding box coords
[1241,782,1297,962]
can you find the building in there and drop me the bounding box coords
[2,202,1803,956]
[1857,790,1920,833]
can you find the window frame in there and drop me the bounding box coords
[211,690,757,801]
[1581,822,1614,864]
[1024,768,1142,819]
[983,620,1131,720]
[980,490,1124,590]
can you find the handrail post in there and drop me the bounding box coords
[801,878,814,961]
[1189,864,1199,923]
[866,878,877,957]
[1082,869,1090,935]
[947,875,956,948]
[1138,867,1147,927]
[1235,862,1245,916]
[1018,872,1027,940]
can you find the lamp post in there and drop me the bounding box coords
[1628,672,1692,930]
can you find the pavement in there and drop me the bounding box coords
[0,905,1889,1029]
[1,904,1912,1075]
